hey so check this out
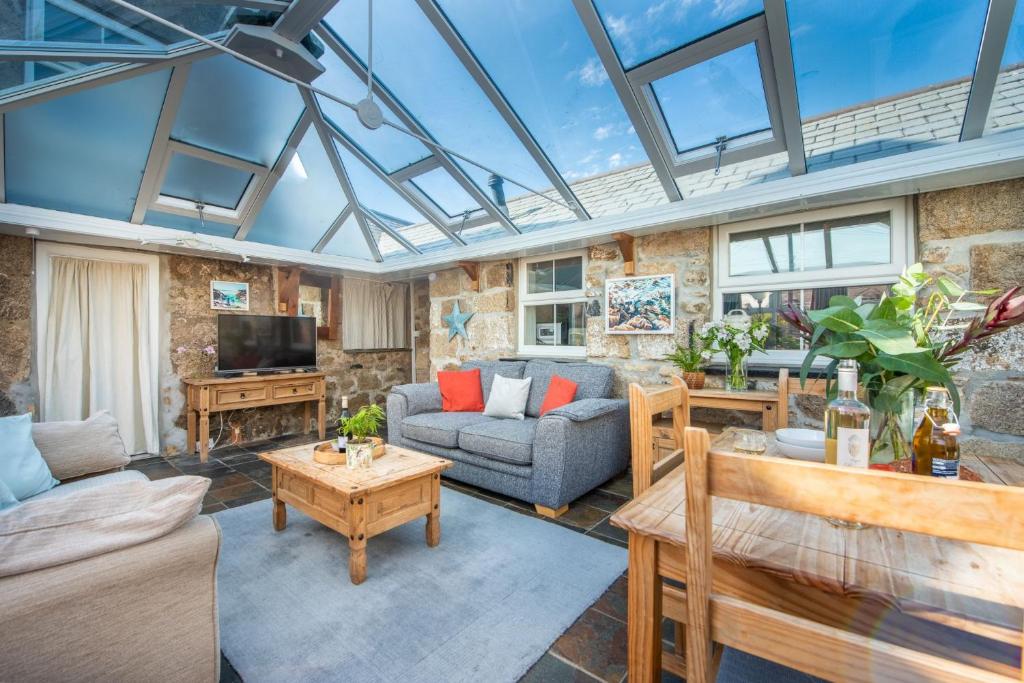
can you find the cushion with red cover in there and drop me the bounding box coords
[437,368,485,412]
[539,375,578,416]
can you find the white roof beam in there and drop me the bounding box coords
[48,0,163,46]
[313,25,521,235]
[273,0,339,41]
[312,204,352,253]
[361,209,424,256]
[389,156,443,183]
[0,41,172,63]
[571,0,683,202]
[415,0,590,222]
[763,0,807,175]
[961,0,1017,141]
[131,63,191,223]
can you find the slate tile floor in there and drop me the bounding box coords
[128,430,684,683]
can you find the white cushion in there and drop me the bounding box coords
[31,411,130,480]
[26,469,147,502]
[0,475,209,578]
[483,374,533,421]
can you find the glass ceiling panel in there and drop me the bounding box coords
[321,211,376,260]
[651,42,771,153]
[408,167,479,218]
[172,54,304,167]
[314,48,431,172]
[984,0,1024,137]
[788,0,987,172]
[334,143,424,227]
[161,153,253,209]
[143,209,237,239]
[4,67,169,220]
[436,0,647,215]
[0,60,114,98]
[594,0,763,69]
[325,0,550,206]
[247,129,348,251]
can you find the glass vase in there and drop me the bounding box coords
[869,392,916,471]
[726,354,748,392]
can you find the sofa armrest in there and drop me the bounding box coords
[530,399,630,509]
[389,382,442,417]
[0,516,221,682]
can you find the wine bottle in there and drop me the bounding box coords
[824,360,871,468]
[337,396,350,453]
[912,387,960,478]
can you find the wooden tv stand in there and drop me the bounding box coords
[183,372,327,462]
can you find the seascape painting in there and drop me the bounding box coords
[211,281,250,311]
[605,274,675,334]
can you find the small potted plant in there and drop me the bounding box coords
[338,403,385,469]
[703,311,771,392]
[664,322,713,389]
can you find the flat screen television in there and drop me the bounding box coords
[217,314,317,375]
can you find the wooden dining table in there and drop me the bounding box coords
[611,428,1024,680]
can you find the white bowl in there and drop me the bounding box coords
[776,428,825,449]
[776,441,826,462]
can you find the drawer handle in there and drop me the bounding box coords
[240,392,246,399]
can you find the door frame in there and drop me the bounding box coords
[35,242,161,452]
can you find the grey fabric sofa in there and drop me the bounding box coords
[387,360,629,517]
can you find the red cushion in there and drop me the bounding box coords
[437,368,485,412]
[540,375,578,416]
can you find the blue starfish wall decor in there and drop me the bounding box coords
[443,301,474,341]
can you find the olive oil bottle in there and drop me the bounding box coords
[912,387,960,478]
[824,360,872,468]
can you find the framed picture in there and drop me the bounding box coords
[210,281,250,311]
[605,274,675,334]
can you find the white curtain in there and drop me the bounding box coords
[41,256,157,455]
[342,278,408,350]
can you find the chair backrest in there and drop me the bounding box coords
[628,376,690,497]
[680,426,1024,683]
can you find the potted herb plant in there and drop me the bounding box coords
[338,403,385,469]
[664,323,714,389]
[781,264,1024,465]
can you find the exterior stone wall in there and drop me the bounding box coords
[412,278,430,383]
[1,244,411,456]
[919,178,1024,459]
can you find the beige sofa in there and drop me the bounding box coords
[0,417,221,682]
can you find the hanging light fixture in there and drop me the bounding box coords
[355,0,383,130]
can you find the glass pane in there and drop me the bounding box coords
[436,0,647,215]
[788,0,987,170]
[527,260,554,294]
[143,209,237,238]
[728,213,891,276]
[4,68,170,220]
[985,0,1024,136]
[172,54,304,166]
[315,46,431,172]
[160,153,253,209]
[594,0,763,69]
[651,43,771,153]
[723,284,889,351]
[408,168,479,218]
[554,257,583,291]
[524,303,586,347]
[246,129,349,251]
[322,211,377,260]
[325,1,550,212]
[334,143,425,226]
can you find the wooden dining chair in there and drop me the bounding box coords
[627,375,691,674]
[680,426,1024,683]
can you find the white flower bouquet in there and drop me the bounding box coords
[702,315,770,391]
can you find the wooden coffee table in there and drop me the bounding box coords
[259,443,453,584]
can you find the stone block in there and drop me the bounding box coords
[952,326,1024,373]
[429,268,463,298]
[585,317,630,358]
[919,245,951,264]
[635,261,679,276]
[473,289,513,314]
[969,380,1024,436]
[482,261,513,289]
[918,178,1024,240]
[637,227,710,259]
[460,314,515,358]
[959,436,1024,460]
[0,320,30,385]
[589,243,620,261]
[970,242,1024,292]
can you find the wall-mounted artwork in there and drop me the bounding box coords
[210,281,250,311]
[605,274,675,334]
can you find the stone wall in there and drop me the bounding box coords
[0,235,34,417]
[919,178,1024,459]
[412,278,430,383]
[2,243,411,456]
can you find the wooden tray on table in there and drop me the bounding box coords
[312,437,385,464]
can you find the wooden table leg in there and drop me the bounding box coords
[628,532,662,683]
[426,472,441,547]
[187,409,197,454]
[317,397,326,440]
[273,498,286,531]
[199,413,210,463]
[303,401,311,434]
[762,403,778,432]
[348,495,367,584]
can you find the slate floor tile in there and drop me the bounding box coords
[520,653,602,683]
[551,607,628,683]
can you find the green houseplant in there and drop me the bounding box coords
[664,322,714,389]
[338,403,385,468]
[781,264,1024,464]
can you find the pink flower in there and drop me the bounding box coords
[175,346,187,354]
[203,345,216,355]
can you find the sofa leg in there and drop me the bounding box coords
[535,504,569,519]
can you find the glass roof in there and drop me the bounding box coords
[2,0,1021,265]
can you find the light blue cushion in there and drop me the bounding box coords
[0,476,18,511]
[0,414,59,500]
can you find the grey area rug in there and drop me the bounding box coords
[214,489,626,683]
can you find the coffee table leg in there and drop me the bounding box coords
[348,496,367,584]
[273,498,286,531]
[426,472,441,547]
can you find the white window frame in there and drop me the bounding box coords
[713,198,915,366]
[517,249,588,358]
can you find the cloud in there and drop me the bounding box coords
[603,14,630,39]
[575,57,609,87]
[608,152,623,169]
[712,0,757,19]
[593,124,614,141]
